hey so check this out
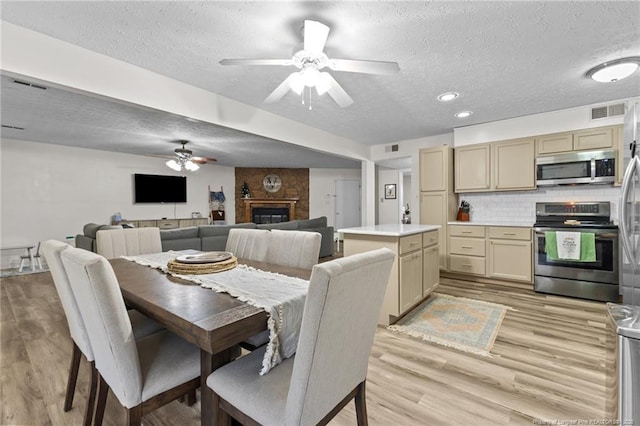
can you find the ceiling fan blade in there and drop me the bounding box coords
[264,72,300,104]
[328,59,400,75]
[303,20,330,54]
[219,59,294,66]
[319,73,353,108]
[191,156,216,164]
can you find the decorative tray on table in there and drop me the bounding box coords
[168,251,237,274]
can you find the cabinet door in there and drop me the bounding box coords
[455,144,490,192]
[494,138,535,190]
[573,127,614,151]
[420,192,453,270]
[615,125,625,186]
[537,132,573,155]
[420,146,452,192]
[423,245,439,297]
[136,220,157,228]
[488,240,532,282]
[399,252,423,313]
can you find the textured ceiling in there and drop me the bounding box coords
[1,1,639,168]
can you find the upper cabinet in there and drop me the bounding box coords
[420,146,454,192]
[455,144,491,192]
[455,138,535,193]
[536,125,617,155]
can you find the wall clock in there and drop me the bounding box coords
[263,174,282,193]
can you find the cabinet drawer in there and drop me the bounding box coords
[449,255,486,276]
[449,225,485,238]
[137,220,157,228]
[399,234,423,255]
[423,230,438,248]
[449,237,486,256]
[157,220,179,229]
[488,227,531,241]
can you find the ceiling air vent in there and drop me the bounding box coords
[384,144,399,153]
[13,79,47,90]
[1,124,25,130]
[591,103,625,120]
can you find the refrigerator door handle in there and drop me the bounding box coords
[619,156,640,263]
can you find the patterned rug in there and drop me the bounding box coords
[388,293,509,356]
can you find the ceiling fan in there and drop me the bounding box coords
[161,140,216,172]
[220,20,400,108]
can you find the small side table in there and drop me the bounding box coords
[1,245,37,272]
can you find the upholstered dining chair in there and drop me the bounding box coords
[60,247,201,425]
[225,228,271,261]
[95,227,162,259]
[41,240,165,426]
[266,229,322,269]
[207,247,395,426]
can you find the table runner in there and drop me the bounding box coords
[122,251,309,374]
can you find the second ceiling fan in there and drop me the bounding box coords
[220,20,399,108]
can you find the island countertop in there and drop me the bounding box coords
[338,224,440,237]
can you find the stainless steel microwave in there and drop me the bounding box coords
[536,149,616,186]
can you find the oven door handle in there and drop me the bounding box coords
[619,155,640,263]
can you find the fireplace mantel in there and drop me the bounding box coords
[243,198,299,223]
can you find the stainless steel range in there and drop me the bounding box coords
[534,201,619,302]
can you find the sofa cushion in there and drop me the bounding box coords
[297,216,327,229]
[257,221,298,230]
[160,226,199,241]
[83,223,122,238]
[198,223,256,238]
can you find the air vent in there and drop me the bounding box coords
[1,124,25,130]
[384,144,399,153]
[591,103,625,120]
[13,79,47,90]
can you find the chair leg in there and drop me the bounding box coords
[186,389,197,406]
[126,405,143,426]
[18,258,26,272]
[83,362,98,426]
[64,342,82,411]
[355,381,368,426]
[93,374,109,426]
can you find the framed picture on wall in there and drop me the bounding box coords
[384,183,396,199]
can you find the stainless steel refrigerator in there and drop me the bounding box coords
[613,99,640,423]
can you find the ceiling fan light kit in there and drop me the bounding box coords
[162,140,215,172]
[220,19,399,109]
[586,56,640,83]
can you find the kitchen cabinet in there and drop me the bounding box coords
[615,125,626,186]
[339,224,440,325]
[455,144,491,192]
[536,125,620,155]
[446,224,533,283]
[487,227,532,282]
[493,138,536,190]
[419,146,457,271]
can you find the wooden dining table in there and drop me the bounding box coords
[110,257,312,426]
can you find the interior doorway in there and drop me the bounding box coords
[335,179,361,230]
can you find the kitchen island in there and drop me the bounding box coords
[338,224,440,325]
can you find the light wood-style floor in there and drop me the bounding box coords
[1,271,617,425]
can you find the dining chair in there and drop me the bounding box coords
[207,247,395,426]
[41,240,166,426]
[225,228,271,261]
[18,241,43,272]
[60,246,201,425]
[266,229,322,269]
[96,227,162,259]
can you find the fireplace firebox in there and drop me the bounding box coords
[252,207,289,224]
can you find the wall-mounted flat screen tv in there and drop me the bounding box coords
[134,173,187,203]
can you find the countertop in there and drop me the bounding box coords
[338,224,440,237]
[448,221,534,228]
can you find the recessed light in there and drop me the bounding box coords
[437,92,459,102]
[586,56,640,83]
[455,111,473,118]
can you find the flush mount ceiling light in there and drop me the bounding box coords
[455,111,473,118]
[437,92,459,102]
[586,57,640,83]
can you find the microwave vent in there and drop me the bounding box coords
[591,103,625,120]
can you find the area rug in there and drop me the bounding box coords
[388,293,509,356]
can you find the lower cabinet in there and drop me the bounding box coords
[423,244,439,296]
[399,250,423,312]
[447,224,533,284]
[113,218,208,229]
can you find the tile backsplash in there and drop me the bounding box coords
[459,185,622,225]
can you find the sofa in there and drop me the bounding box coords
[77,216,335,258]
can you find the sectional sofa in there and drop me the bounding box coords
[76,216,335,258]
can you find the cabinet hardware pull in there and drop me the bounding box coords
[461,246,473,249]
[504,233,516,236]
[461,231,472,234]
[463,264,472,267]
[410,242,419,246]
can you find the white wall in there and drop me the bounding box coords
[0,138,235,268]
[377,169,402,224]
[309,168,361,228]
